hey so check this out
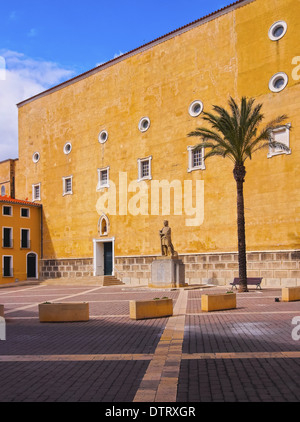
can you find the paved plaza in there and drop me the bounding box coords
[0,281,299,403]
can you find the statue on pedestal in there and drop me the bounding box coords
[159,220,177,257]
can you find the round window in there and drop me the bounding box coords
[189,100,203,117]
[32,152,40,163]
[269,72,288,93]
[98,130,108,144]
[139,117,151,133]
[268,21,287,41]
[64,143,72,155]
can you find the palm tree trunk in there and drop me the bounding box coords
[233,164,248,293]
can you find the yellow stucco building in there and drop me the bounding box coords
[1,0,299,286]
[0,196,41,284]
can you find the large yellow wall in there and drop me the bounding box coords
[15,0,300,260]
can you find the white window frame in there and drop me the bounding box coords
[62,176,73,196]
[2,227,13,248]
[98,214,110,237]
[20,207,30,218]
[268,123,292,158]
[32,183,41,202]
[2,205,12,216]
[268,21,287,41]
[64,142,72,155]
[187,146,206,172]
[137,156,152,182]
[189,100,203,117]
[138,117,151,133]
[269,72,288,93]
[97,167,110,190]
[20,228,30,249]
[32,152,40,163]
[98,130,108,144]
[2,255,13,277]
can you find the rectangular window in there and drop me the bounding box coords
[21,229,30,249]
[268,124,292,158]
[187,146,206,172]
[138,157,152,182]
[3,227,13,248]
[32,184,41,201]
[97,167,110,190]
[3,256,13,277]
[2,205,12,216]
[21,208,30,218]
[63,176,73,196]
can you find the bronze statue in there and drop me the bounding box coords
[159,220,177,257]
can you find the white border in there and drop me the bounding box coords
[97,167,110,190]
[269,72,288,93]
[32,152,40,163]
[99,130,108,144]
[93,237,115,276]
[189,100,203,117]
[138,117,151,133]
[62,176,73,196]
[32,183,41,202]
[268,21,287,41]
[64,142,72,155]
[2,204,12,217]
[20,207,30,218]
[187,146,206,172]
[137,156,152,182]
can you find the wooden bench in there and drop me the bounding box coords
[230,277,263,290]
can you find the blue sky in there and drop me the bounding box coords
[0,0,232,161]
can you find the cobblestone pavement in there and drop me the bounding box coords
[0,283,299,402]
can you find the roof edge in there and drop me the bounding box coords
[17,0,255,109]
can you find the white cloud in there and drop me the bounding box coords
[0,50,75,161]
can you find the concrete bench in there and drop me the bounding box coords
[130,298,173,320]
[39,302,89,322]
[201,293,236,312]
[282,287,300,302]
[230,277,263,290]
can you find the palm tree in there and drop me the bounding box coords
[188,97,289,292]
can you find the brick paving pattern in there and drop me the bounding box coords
[0,283,299,402]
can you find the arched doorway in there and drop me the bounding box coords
[27,253,37,279]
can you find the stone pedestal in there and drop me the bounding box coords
[149,256,186,288]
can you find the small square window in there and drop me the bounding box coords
[97,167,110,190]
[21,208,30,218]
[3,206,12,216]
[63,176,73,196]
[138,157,152,182]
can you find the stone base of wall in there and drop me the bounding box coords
[40,251,300,288]
[115,250,300,288]
[40,258,93,279]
